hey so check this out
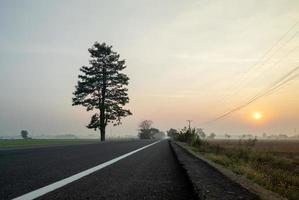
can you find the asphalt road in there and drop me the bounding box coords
[0,140,195,200]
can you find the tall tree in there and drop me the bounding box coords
[73,42,132,141]
[167,128,179,138]
[138,120,154,139]
[20,130,29,140]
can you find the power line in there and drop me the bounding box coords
[203,65,299,124]
[258,42,299,74]
[249,61,299,100]
[236,21,299,83]
[262,72,299,98]
[200,20,299,125]
[247,30,299,74]
[225,43,299,109]
[218,20,299,105]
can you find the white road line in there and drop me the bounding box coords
[12,140,162,200]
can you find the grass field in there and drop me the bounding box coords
[187,139,299,200]
[0,139,99,148]
[208,139,299,164]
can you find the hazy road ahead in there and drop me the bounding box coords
[0,140,195,200]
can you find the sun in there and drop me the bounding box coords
[252,112,262,120]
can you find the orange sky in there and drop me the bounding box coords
[0,0,299,138]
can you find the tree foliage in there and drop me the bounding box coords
[176,127,198,143]
[175,127,207,147]
[197,128,206,139]
[167,128,179,139]
[21,130,29,140]
[72,42,132,141]
[225,134,231,139]
[138,120,163,139]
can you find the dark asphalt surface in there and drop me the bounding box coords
[0,140,195,200]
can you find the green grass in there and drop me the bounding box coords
[0,139,99,147]
[183,140,299,200]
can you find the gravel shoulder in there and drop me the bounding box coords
[170,141,260,200]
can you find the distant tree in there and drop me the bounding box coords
[153,131,166,139]
[138,120,159,139]
[139,120,153,131]
[150,128,160,135]
[197,128,206,139]
[167,128,179,139]
[207,132,216,139]
[73,42,132,141]
[21,130,29,140]
[225,134,231,139]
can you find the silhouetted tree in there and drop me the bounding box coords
[225,134,231,139]
[167,128,179,139]
[138,120,158,139]
[73,42,132,141]
[139,120,153,131]
[150,128,160,135]
[21,130,29,139]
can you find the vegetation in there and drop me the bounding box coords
[20,130,30,139]
[176,134,299,200]
[73,42,132,141]
[175,127,201,146]
[138,120,165,139]
[208,139,299,155]
[170,127,206,147]
[0,139,98,148]
[166,128,179,138]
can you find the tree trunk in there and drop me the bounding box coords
[100,127,105,141]
[100,107,106,141]
[99,63,107,142]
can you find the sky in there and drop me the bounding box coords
[0,0,299,138]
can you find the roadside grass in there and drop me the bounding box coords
[183,139,299,200]
[207,139,299,153]
[0,139,99,148]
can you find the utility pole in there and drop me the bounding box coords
[187,120,192,131]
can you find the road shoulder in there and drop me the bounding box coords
[170,140,262,200]
[171,141,287,200]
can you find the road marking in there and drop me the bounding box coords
[12,140,162,200]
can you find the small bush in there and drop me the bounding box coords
[175,127,199,145]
